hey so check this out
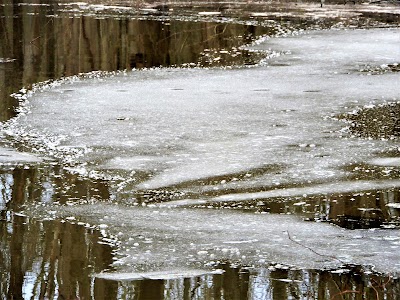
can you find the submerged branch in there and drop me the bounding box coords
[330,290,361,300]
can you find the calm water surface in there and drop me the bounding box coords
[1,0,400,299]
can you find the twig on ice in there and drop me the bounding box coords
[286,231,346,264]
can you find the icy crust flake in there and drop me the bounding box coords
[3,71,126,168]
[0,58,16,63]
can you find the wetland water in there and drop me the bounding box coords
[1,0,400,299]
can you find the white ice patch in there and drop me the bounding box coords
[161,179,400,207]
[3,28,400,193]
[0,147,42,164]
[95,269,224,281]
[369,157,400,167]
[0,58,16,63]
[198,12,221,16]
[387,203,400,209]
[37,204,400,274]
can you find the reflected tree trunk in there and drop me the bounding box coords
[7,167,29,300]
[270,269,288,300]
[94,278,119,300]
[138,279,164,300]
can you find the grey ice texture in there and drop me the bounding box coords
[7,28,400,193]
[8,28,400,273]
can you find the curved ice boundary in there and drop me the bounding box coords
[32,203,400,274]
[3,28,400,194]
[10,27,400,274]
[161,179,400,207]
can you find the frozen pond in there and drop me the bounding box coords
[7,28,400,197]
[6,27,400,273]
[1,1,400,298]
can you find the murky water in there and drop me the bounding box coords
[1,0,284,123]
[94,263,400,300]
[1,0,400,299]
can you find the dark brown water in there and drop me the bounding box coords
[0,0,273,122]
[93,263,400,300]
[1,0,400,299]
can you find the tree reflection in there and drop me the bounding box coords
[0,166,115,299]
[90,263,400,300]
[2,1,400,298]
[2,168,400,297]
[0,0,267,122]
[251,188,400,230]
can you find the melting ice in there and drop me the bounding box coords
[5,28,400,273]
[6,28,400,194]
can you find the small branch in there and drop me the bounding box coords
[286,231,346,264]
[30,36,41,44]
[370,274,392,300]
[29,17,54,46]
[371,285,380,300]
[372,274,392,289]
[330,290,360,300]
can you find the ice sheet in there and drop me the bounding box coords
[31,204,400,274]
[5,28,400,194]
[5,28,400,274]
